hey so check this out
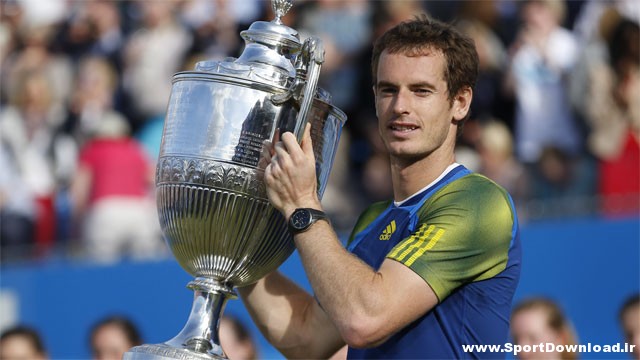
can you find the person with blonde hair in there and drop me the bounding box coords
[511,297,578,360]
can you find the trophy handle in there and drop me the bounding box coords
[293,37,324,143]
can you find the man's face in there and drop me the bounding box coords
[0,336,45,360]
[374,49,464,162]
[91,324,132,360]
[510,308,564,360]
[621,304,640,360]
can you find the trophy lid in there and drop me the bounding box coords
[193,0,300,88]
[240,0,299,51]
[237,0,300,73]
[240,21,300,54]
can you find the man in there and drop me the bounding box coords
[90,316,142,360]
[0,326,48,360]
[620,294,640,360]
[239,15,521,359]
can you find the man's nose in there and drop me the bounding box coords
[392,90,411,115]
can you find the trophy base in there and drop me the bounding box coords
[124,278,233,360]
[124,344,226,360]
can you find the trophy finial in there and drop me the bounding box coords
[272,0,293,24]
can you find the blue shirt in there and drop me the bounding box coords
[346,165,521,359]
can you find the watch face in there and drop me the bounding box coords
[291,209,312,230]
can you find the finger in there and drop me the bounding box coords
[266,158,283,182]
[273,142,291,166]
[264,162,274,183]
[280,131,304,160]
[300,123,314,159]
[261,140,273,161]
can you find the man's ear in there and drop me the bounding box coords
[452,86,472,121]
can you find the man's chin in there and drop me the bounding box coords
[388,149,427,162]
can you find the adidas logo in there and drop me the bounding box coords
[379,220,396,240]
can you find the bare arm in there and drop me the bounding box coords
[238,271,344,359]
[258,126,439,349]
[294,221,438,348]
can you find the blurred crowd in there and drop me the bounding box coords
[1,294,638,359]
[0,0,638,263]
[0,313,259,360]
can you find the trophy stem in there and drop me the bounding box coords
[124,277,237,360]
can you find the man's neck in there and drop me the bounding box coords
[390,152,456,202]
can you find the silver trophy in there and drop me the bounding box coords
[124,1,346,359]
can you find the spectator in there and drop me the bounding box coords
[120,0,193,132]
[477,120,529,218]
[89,316,142,360]
[505,0,594,210]
[219,315,258,360]
[53,0,124,71]
[0,142,36,261]
[69,112,163,263]
[458,1,513,128]
[178,0,262,60]
[511,297,578,360]
[3,21,73,115]
[81,0,125,69]
[0,325,48,360]
[62,55,120,146]
[296,0,372,112]
[619,294,640,360]
[0,70,77,257]
[569,3,631,116]
[583,17,640,216]
[455,6,513,176]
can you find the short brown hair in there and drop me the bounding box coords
[371,15,479,105]
[371,15,478,134]
[90,315,143,349]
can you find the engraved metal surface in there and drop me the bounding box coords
[156,158,265,197]
[157,183,291,284]
[157,76,345,286]
[125,344,223,360]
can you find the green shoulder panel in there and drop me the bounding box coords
[387,174,516,301]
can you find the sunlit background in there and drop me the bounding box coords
[0,0,638,359]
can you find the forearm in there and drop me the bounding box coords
[261,128,419,347]
[238,271,343,358]
[293,220,393,347]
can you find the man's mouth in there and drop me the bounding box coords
[389,125,418,132]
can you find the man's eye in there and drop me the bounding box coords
[379,87,397,94]
[414,89,433,96]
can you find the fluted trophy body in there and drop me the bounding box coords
[157,75,342,286]
[124,1,346,359]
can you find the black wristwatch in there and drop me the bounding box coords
[288,208,328,234]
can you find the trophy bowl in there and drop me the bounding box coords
[124,1,346,359]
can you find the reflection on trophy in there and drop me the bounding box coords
[123,0,346,359]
